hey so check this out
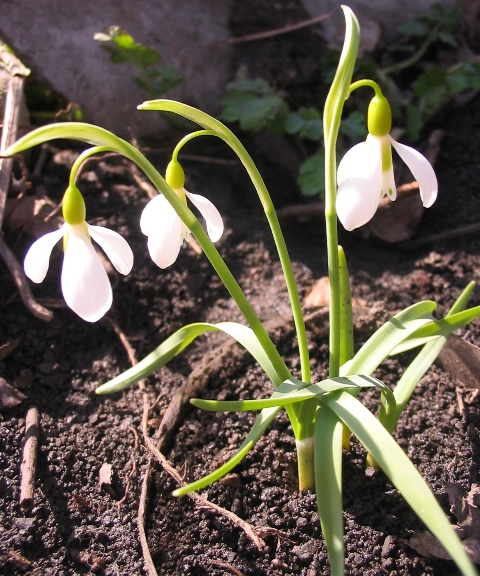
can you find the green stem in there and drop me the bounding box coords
[69,145,112,187]
[138,100,311,384]
[323,7,360,378]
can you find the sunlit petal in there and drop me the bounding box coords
[186,190,224,242]
[390,137,438,207]
[61,224,112,322]
[24,225,66,283]
[140,195,183,268]
[140,194,169,235]
[88,225,134,275]
[337,140,382,231]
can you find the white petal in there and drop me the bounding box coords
[61,224,112,322]
[24,225,66,283]
[88,225,133,275]
[140,195,183,268]
[336,140,382,231]
[186,190,224,242]
[390,137,438,207]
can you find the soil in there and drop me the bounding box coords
[2,2,480,575]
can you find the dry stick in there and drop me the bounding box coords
[0,48,53,322]
[0,236,53,321]
[19,407,40,511]
[116,426,139,516]
[226,12,331,44]
[140,398,266,552]
[104,319,158,576]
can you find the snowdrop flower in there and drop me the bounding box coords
[24,185,133,322]
[140,159,224,268]
[336,93,438,231]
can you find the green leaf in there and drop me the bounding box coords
[95,321,282,394]
[324,392,478,576]
[298,152,325,197]
[285,107,322,140]
[339,110,366,142]
[221,78,288,132]
[341,301,436,377]
[174,380,309,497]
[314,405,345,576]
[191,374,393,412]
[390,303,480,356]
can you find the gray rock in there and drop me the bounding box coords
[0,0,233,138]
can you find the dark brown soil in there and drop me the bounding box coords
[2,2,480,575]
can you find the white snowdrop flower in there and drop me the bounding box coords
[336,94,438,231]
[24,186,133,322]
[140,159,224,269]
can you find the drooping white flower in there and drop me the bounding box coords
[24,187,133,322]
[140,160,224,269]
[336,93,438,231]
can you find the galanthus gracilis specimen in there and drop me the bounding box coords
[3,7,479,576]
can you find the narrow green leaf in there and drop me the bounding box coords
[391,304,480,356]
[191,374,392,412]
[173,404,282,497]
[314,405,345,576]
[324,392,478,576]
[341,301,436,377]
[96,321,281,394]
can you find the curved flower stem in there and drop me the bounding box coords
[69,145,112,187]
[138,100,311,385]
[323,7,360,378]
[348,79,382,97]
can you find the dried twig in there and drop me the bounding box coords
[0,47,53,321]
[116,426,139,515]
[19,406,40,511]
[0,236,53,321]
[140,398,266,552]
[227,12,331,44]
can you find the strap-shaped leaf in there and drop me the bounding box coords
[96,321,282,394]
[172,380,307,497]
[314,404,345,576]
[380,282,477,432]
[341,301,436,377]
[391,304,480,356]
[191,374,394,414]
[323,391,478,576]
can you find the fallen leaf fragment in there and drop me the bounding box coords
[409,483,480,564]
[439,335,480,390]
[0,377,27,410]
[99,462,122,499]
